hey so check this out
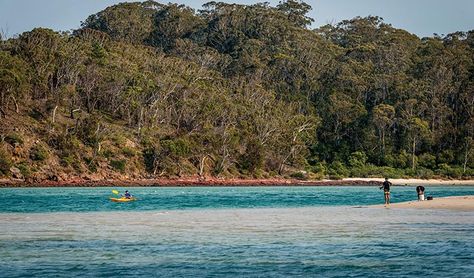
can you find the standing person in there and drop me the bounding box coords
[416,185,425,201]
[380,178,392,205]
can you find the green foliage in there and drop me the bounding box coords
[289,171,307,180]
[110,159,126,173]
[348,151,367,168]
[438,150,455,164]
[328,161,349,179]
[30,145,49,161]
[0,147,12,176]
[122,147,136,157]
[17,163,32,178]
[436,163,463,178]
[5,133,24,145]
[0,1,473,179]
[418,153,437,169]
[161,138,190,157]
[239,139,264,173]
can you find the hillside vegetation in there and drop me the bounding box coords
[1,0,473,182]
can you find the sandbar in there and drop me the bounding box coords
[374,196,474,211]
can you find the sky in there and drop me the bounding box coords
[0,0,473,38]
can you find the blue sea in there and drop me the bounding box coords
[1,186,474,277]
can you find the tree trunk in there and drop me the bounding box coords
[11,96,19,113]
[52,105,58,124]
[412,137,416,170]
[464,141,471,173]
[199,156,207,178]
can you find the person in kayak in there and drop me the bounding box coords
[416,185,425,201]
[380,178,391,205]
[123,190,132,199]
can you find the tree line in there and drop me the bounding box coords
[0,1,473,180]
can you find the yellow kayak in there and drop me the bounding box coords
[110,197,137,202]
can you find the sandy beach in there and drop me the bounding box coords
[374,196,474,211]
[343,178,474,186]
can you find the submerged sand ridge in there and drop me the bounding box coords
[374,196,474,211]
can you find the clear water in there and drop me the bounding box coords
[1,186,474,213]
[1,186,474,277]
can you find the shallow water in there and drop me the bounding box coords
[1,186,474,213]
[1,186,473,277]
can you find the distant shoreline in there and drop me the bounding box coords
[1,177,473,188]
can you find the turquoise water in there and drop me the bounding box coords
[1,186,474,212]
[1,186,474,277]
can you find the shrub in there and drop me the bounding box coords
[309,162,327,176]
[110,159,126,173]
[436,163,462,178]
[328,161,349,178]
[84,157,98,173]
[438,150,454,164]
[161,138,190,156]
[101,149,114,158]
[143,147,157,173]
[290,171,307,180]
[0,148,13,176]
[122,147,136,157]
[348,151,367,168]
[30,145,49,161]
[5,133,24,146]
[418,153,436,169]
[391,151,410,169]
[239,139,264,173]
[17,163,32,178]
[61,155,76,167]
[415,168,434,179]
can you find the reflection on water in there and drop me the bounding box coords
[1,207,474,277]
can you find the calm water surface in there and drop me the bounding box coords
[1,186,473,277]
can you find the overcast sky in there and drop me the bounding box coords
[0,0,473,38]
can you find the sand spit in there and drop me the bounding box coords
[374,196,474,211]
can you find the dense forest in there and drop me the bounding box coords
[0,0,473,182]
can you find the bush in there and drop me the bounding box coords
[393,151,411,168]
[309,162,327,176]
[60,155,76,167]
[328,161,349,178]
[110,159,126,173]
[436,163,462,178]
[418,153,436,169]
[101,149,114,158]
[0,148,13,176]
[239,139,264,173]
[84,157,98,173]
[161,138,191,156]
[30,145,49,161]
[348,165,403,179]
[348,151,367,168]
[17,163,32,178]
[5,133,24,146]
[290,171,307,180]
[438,150,454,164]
[415,167,434,179]
[122,147,136,157]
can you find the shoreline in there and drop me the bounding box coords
[1,177,473,188]
[373,195,474,211]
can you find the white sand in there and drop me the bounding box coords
[374,196,474,211]
[343,178,474,185]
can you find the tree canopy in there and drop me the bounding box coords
[0,1,473,181]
